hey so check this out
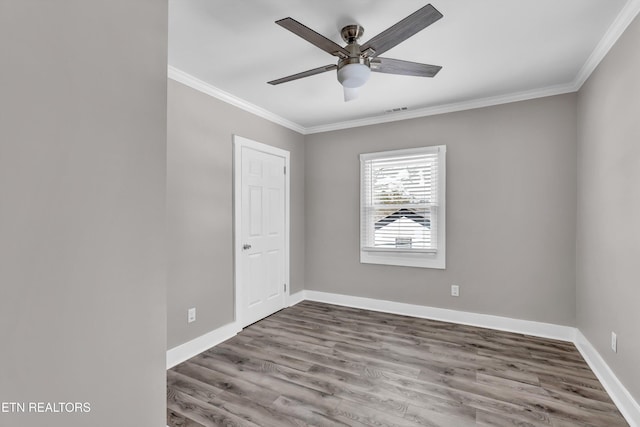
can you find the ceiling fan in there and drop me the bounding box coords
[268,3,443,102]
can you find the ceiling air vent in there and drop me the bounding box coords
[385,107,409,113]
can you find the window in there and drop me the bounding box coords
[360,145,446,269]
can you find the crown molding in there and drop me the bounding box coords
[304,82,577,134]
[573,0,640,90]
[167,66,306,135]
[167,0,640,135]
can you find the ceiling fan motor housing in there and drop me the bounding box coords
[337,29,371,89]
[340,24,365,44]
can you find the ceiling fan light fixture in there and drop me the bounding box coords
[269,4,443,101]
[337,62,371,89]
[343,87,359,102]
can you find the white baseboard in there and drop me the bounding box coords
[166,321,241,369]
[287,290,305,307]
[166,292,305,369]
[575,330,640,427]
[165,290,638,427]
[304,290,576,342]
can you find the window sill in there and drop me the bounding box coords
[360,250,445,269]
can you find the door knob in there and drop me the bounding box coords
[243,244,252,250]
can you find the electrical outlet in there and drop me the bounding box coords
[451,285,460,297]
[611,332,617,353]
[188,307,196,323]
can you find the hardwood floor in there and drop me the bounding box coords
[167,301,628,426]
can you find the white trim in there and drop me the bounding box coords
[360,145,446,269]
[302,290,638,426]
[168,65,576,135]
[304,290,575,342]
[166,321,240,369]
[305,83,577,134]
[165,291,639,426]
[287,290,306,307]
[573,0,640,90]
[168,2,640,135]
[233,135,291,329]
[575,330,640,427]
[168,66,305,135]
[165,293,302,371]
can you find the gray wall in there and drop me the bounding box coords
[167,80,305,349]
[305,94,577,326]
[577,15,640,401]
[0,1,167,426]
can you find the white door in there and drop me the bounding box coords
[234,136,289,328]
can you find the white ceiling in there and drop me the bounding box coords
[169,0,636,133]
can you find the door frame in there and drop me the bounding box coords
[233,135,290,328]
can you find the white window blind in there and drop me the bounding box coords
[360,146,446,268]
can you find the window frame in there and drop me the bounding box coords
[359,145,446,269]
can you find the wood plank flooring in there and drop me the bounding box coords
[167,301,628,426]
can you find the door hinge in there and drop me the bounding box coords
[284,166,286,175]
[284,283,287,292]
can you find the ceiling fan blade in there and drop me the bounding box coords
[370,57,441,77]
[360,4,443,58]
[276,18,350,58]
[268,64,338,85]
